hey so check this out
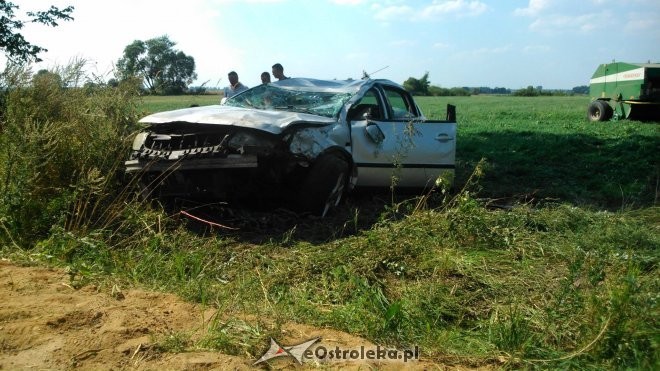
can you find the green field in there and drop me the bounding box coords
[139,93,221,113]
[2,86,659,369]
[141,94,659,210]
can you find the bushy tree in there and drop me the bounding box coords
[116,35,197,95]
[428,86,471,96]
[0,1,74,62]
[513,85,540,97]
[33,69,63,88]
[403,72,431,96]
[572,85,589,95]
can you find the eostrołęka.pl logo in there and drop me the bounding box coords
[254,337,420,365]
[254,337,320,365]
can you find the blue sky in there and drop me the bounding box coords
[11,0,660,89]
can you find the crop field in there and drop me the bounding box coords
[1,81,658,369]
[139,93,221,112]
[141,94,658,210]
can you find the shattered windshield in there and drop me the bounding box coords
[224,84,353,118]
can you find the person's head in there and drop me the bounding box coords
[228,71,239,85]
[272,63,285,80]
[261,72,271,84]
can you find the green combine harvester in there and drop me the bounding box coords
[588,62,660,121]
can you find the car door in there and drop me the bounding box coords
[349,85,456,188]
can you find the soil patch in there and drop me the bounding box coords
[1,261,473,370]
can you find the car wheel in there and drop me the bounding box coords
[587,100,613,122]
[299,155,349,217]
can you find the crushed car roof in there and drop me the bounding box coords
[137,78,404,134]
[271,77,368,93]
[269,77,404,92]
[138,106,336,134]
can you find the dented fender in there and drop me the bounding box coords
[287,123,350,160]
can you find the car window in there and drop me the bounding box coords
[383,87,418,120]
[359,90,379,105]
[348,88,384,120]
[225,84,352,118]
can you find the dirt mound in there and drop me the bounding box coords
[0,261,463,370]
[0,261,252,369]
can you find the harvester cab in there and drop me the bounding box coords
[588,62,660,121]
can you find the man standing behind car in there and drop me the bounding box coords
[261,71,271,84]
[223,71,248,100]
[271,63,289,81]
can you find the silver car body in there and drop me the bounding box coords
[125,78,456,213]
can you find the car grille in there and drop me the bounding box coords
[144,132,229,151]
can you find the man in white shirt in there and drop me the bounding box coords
[223,71,248,100]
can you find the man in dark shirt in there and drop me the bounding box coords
[271,63,289,81]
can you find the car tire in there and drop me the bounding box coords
[298,155,349,217]
[587,100,613,122]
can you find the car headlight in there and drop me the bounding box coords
[227,131,275,150]
[132,132,148,150]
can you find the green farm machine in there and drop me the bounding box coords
[588,62,660,121]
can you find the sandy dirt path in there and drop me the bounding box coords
[1,261,468,370]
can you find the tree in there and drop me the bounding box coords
[0,1,74,62]
[572,85,589,95]
[428,85,471,96]
[116,35,197,95]
[403,72,431,96]
[33,69,63,88]
[513,86,540,97]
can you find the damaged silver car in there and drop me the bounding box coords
[125,78,456,216]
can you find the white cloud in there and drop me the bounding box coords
[330,0,365,5]
[433,42,450,49]
[529,12,607,33]
[371,0,486,22]
[624,11,660,34]
[514,0,551,16]
[517,1,659,36]
[421,0,488,18]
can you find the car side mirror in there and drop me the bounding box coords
[365,123,385,144]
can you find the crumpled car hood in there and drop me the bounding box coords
[139,105,335,134]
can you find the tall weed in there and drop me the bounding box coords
[0,61,141,247]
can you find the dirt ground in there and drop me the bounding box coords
[0,261,475,370]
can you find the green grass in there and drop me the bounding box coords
[142,94,659,209]
[417,95,659,209]
[140,94,220,113]
[1,83,658,369]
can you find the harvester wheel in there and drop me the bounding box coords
[587,100,613,122]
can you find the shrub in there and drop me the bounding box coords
[0,61,142,247]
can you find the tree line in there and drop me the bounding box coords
[404,73,590,97]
